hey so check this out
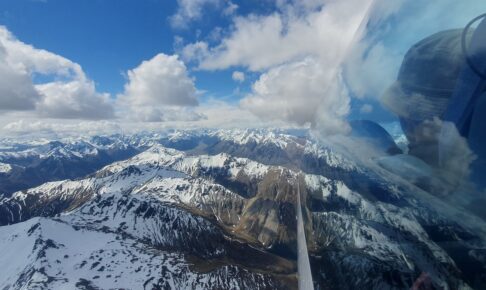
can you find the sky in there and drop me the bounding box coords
[0,0,485,137]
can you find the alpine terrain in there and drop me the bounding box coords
[0,130,485,289]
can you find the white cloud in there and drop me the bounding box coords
[0,42,40,111]
[2,119,122,138]
[241,58,350,133]
[170,0,218,28]
[118,53,201,122]
[207,27,224,42]
[120,53,197,107]
[192,0,373,71]
[231,71,245,82]
[35,80,114,119]
[186,0,373,134]
[0,27,204,125]
[181,0,486,135]
[170,0,236,29]
[0,26,114,119]
[193,99,286,129]
[0,101,274,138]
[222,1,238,16]
[180,41,209,64]
[313,72,352,135]
[0,26,83,78]
[345,42,401,99]
[128,106,206,123]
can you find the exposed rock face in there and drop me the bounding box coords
[236,169,299,258]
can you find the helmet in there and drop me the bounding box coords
[381,29,473,165]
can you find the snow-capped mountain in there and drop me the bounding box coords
[0,129,356,197]
[0,129,485,289]
[0,136,140,197]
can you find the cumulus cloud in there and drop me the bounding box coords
[36,80,114,119]
[118,53,201,122]
[0,26,114,119]
[183,0,373,134]
[0,26,83,78]
[313,72,352,135]
[190,0,373,71]
[241,58,350,133]
[231,71,245,82]
[0,26,204,124]
[120,53,197,107]
[0,43,40,111]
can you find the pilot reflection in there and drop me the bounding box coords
[376,14,486,194]
[366,14,486,289]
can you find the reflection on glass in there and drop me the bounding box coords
[306,3,486,290]
[0,1,485,290]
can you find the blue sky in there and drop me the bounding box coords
[0,0,485,136]
[0,0,380,123]
[0,0,292,104]
[0,0,241,98]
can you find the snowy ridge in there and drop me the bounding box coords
[0,128,360,197]
[212,129,292,149]
[99,145,273,187]
[205,129,358,172]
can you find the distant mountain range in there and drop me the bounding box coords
[0,129,484,289]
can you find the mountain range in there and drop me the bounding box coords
[0,129,485,289]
